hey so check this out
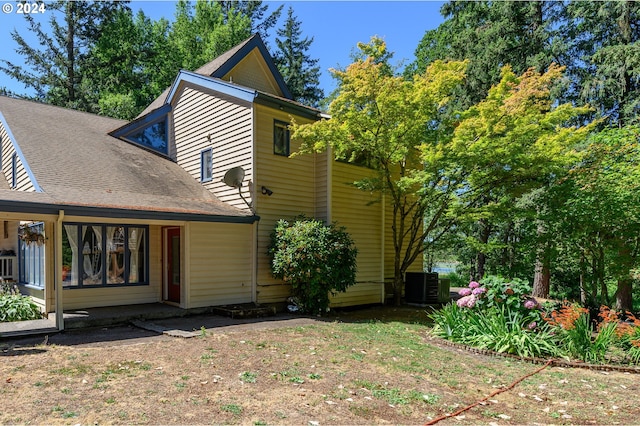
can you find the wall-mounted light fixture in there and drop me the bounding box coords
[261,186,273,196]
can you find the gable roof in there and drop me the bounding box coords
[0,96,256,223]
[138,34,291,117]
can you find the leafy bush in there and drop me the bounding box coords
[0,284,42,322]
[269,218,358,315]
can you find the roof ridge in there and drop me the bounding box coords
[0,94,127,124]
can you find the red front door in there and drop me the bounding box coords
[166,227,181,303]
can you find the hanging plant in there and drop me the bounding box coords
[19,226,45,245]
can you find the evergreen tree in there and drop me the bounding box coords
[0,0,127,111]
[410,0,565,108]
[273,7,324,107]
[217,0,283,44]
[564,1,640,127]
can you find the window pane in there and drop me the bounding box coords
[18,223,44,287]
[62,225,79,287]
[127,119,168,154]
[274,122,290,156]
[107,226,125,284]
[201,149,213,181]
[128,227,146,283]
[81,225,103,285]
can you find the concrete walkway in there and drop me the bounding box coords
[0,303,205,338]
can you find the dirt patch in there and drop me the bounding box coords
[1,305,638,425]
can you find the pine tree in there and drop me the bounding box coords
[564,1,640,127]
[273,7,324,107]
[0,0,127,111]
[217,0,283,44]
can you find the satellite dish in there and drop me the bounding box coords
[221,166,253,210]
[222,166,245,188]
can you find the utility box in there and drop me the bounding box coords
[405,272,439,304]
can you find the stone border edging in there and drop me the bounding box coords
[425,335,640,374]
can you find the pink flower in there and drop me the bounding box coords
[458,288,472,296]
[472,287,486,296]
[528,321,537,330]
[524,299,539,310]
[469,281,480,289]
[456,295,477,309]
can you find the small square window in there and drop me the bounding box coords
[274,120,290,156]
[201,148,213,182]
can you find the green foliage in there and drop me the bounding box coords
[409,1,564,109]
[0,1,127,110]
[0,285,42,322]
[432,277,640,364]
[269,218,357,315]
[548,126,640,308]
[561,313,617,364]
[273,7,323,107]
[431,276,557,358]
[291,37,467,305]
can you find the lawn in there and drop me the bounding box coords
[1,307,638,425]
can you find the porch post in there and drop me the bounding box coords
[55,210,64,330]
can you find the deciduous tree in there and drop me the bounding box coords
[292,37,467,305]
[450,64,593,295]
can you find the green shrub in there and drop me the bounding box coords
[269,218,358,315]
[0,285,42,322]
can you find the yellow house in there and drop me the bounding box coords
[0,34,421,329]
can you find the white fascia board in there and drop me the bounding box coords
[0,112,43,192]
[166,71,257,105]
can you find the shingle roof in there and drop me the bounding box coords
[138,35,258,118]
[0,96,254,221]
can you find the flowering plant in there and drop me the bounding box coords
[456,281,487,308]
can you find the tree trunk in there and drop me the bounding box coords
[532,220,550,298]
[579,251,588,305]
[532,256,550,298]
[475,219,491,280]
[616,278,633,311]
[393,273,403,307]
[615,244,634,311]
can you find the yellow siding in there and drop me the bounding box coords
[61,225,162,310]
[330,162,384,306]
[221,49,284,97]
[0,220,18,252]
[253,104,317,303]
[0,121,35,192]
[172,83,254,211]
[186,222,253,308]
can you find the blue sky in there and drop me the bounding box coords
[0,1,445,97]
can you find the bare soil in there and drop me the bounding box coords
[1,306,639,425]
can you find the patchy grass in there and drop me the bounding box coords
[1,306,639,425]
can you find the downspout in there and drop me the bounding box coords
[326,147,332,222]
[55,210,64,331]
[381,194,386,304]
[251,220,258,303]
[251,102,258,303]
